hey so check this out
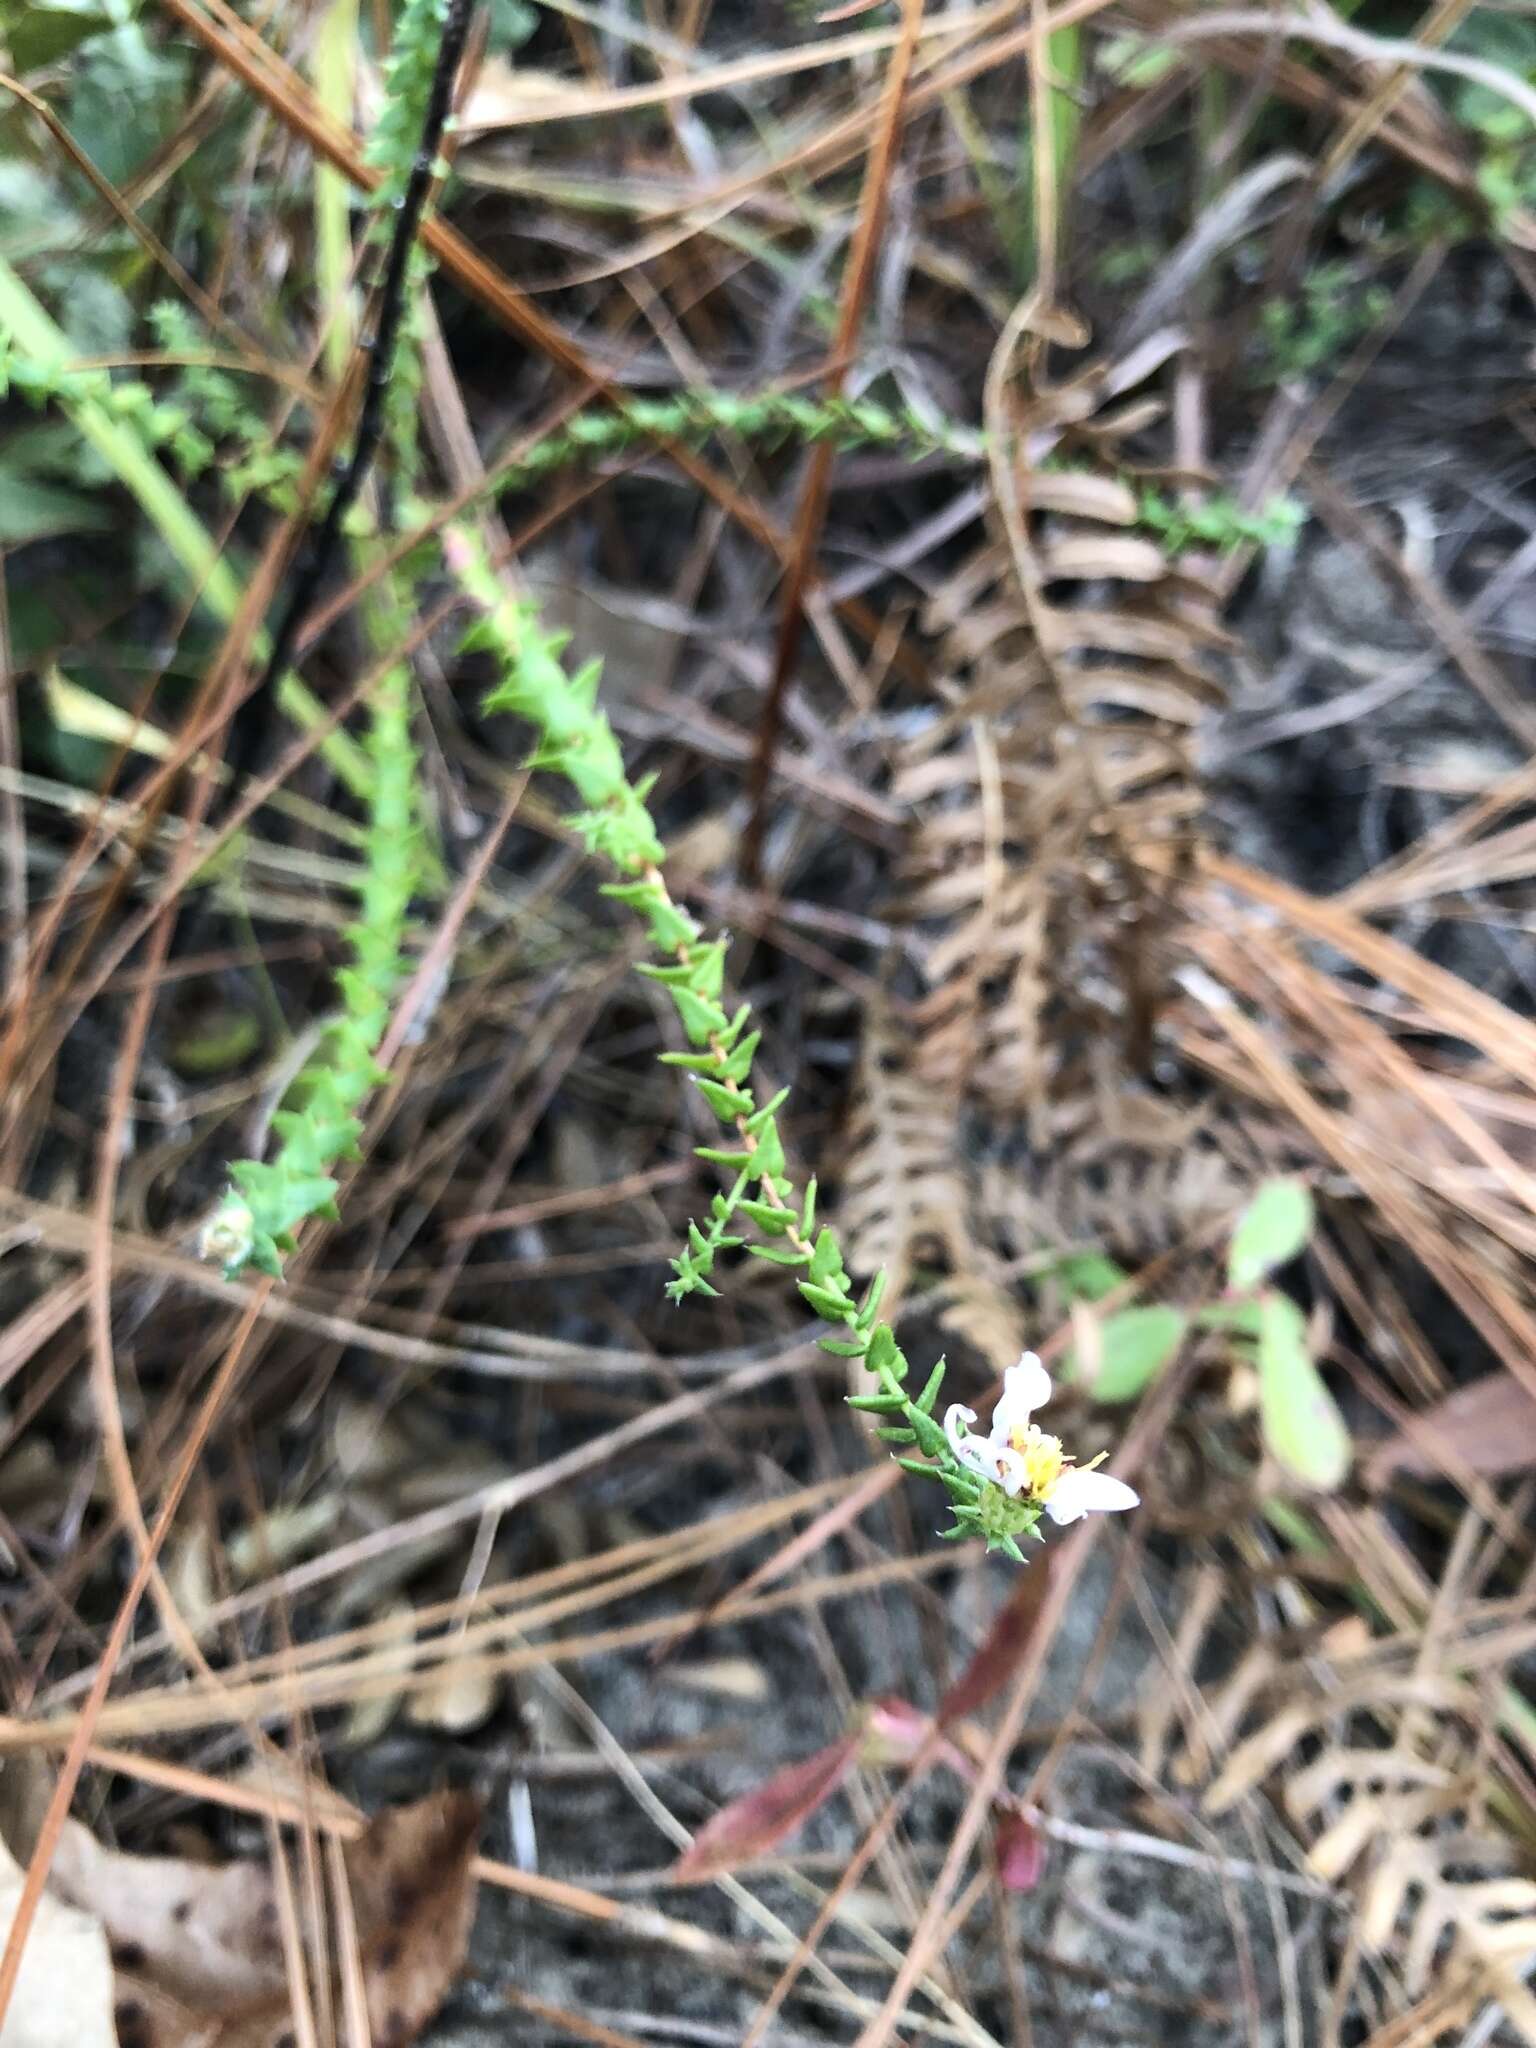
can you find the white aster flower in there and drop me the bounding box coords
[944,1352,1139,1524]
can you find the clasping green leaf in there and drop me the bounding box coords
[1228,1178,1314,1292]
[1257,1290,1351,1492]
[1068,1304,1186,1404]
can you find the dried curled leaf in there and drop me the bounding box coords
[838,1004,971,1304]
[341,1792,482,2047]
[51,1822,280,2015]
[1367,1371,1536,1483]
[972,1084,1245,1270]
[0,1833,117,2047]
[838,1004,1023,1363]
[1152,1525,1531,2041]
[46,1793,480,2048]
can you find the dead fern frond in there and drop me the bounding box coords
[837,1002,1024,1365]
[896,312,1230,1131]
[973,1093,1244,1266]
[1161,1537,1536,2042]
[1363,1831,1536,2031]
[839,1002,971,1302]
[932,1268,1029,1375]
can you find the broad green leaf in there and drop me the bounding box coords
[68,23,189,190]
[1228,1178,1314,1292]
[486,0,540,46]
[1070,1305,1186,1404]
[0,1831,117,2046]
[0,471,110,543]
[1047,1250,1127,1304]
[2,0,116,75]
[1258,1291,1351,1491]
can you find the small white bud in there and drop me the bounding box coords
[199,1199,254,1271]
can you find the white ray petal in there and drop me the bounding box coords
[945,1407,1003,1487]
[1043,1468,1139,1525]
[994,1353,1052,1439]
[987,1443,1030,1497]
[944,1404,978,1454]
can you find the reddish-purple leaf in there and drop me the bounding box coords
[938,1552,1053,1724]
[994,1807,1045,1892]
[1369,1372,1536,1484]
[671,1735,861,1882]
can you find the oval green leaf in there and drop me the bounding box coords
[1258,1290,1351,1492]
[1228,1178,1314,1293]
[1071,1305,1186,1404]
[1049,1251,1127,1305]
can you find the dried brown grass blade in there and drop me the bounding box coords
[740,0,926,885]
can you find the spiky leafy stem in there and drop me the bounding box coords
[136,345,987,512]
[201,634,418,1276]
[504,388,985,471]
[198,0,466,1275]
[447,521,1042,1554]
[367,0,464,209]
[1136,486,1306,556]
[121,0,1280,1418]
[117,317,1313,570]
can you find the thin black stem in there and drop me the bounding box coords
[245,0,475,727]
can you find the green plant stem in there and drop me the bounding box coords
[314,0,361,388]
[1021,22,1082,286]
[198,0,468,1276]
[202,611,417,1276]
[249,0,470,718]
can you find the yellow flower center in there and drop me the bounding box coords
[1008,1424,1066,1500]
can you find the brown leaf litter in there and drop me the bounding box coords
[0,1785,479,2048]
